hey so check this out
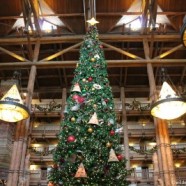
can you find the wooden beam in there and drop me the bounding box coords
[39,42,83,62]
[0,46,31,62]
[154,44,183,59]
[0,12,186,20]
[101,42,143,59]
[149,0,157,29]
[143,39,150,60]
[29,0,42,36]
[141,0,149,34]
[1,59,186,69]
[0,34,180,45]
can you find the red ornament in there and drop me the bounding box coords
[117,154,123,161]
[52,163,58,169]
[110,130,115,136]
[100,45,103,48]
[104,99,109,103]
[78,96,85,103]
[67,135,76,142]
[72,94,79,101]
[88,77,93,82]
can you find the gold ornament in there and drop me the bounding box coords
[93,104,97,108]
[88,127,93,133]
[86,17,99,26]
[91,58,95,62]
[106,142,112,148]
[82,78,86,82]
[71,117,76,122]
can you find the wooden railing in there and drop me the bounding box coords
[1,168,186,185]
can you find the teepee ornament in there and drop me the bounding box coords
[72,83,81,92]
[74,163,87,178]
[88,112,99,125]
[0,84,29,122]
[108,148,119,162]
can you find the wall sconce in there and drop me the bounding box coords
[0,84,29,122]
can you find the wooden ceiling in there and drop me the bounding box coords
[0,0,186,100]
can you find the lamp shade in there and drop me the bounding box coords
[151,82,186,120]
[0,84,29,122]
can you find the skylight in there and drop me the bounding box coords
[116,0,170,31]
[13,0,64,32]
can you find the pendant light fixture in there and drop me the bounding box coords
[0,84,30,122]
[151,81,186,120]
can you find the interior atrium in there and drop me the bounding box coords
[0,0,186,185]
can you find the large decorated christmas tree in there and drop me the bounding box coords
[49,18,130,186]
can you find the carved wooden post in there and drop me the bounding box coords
[120,87,130,169]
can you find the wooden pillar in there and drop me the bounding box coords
[18,65,37,185]
[120,87,130,169]
[20,41,40,185]
[8,41,40,186]
[10,120,25,185]
[144,36,176,185]
[147,62,176,185]
[61,88,67,121]
[157,118,171,185]
[161,120,176,185]
[153,152,160,185]
[7,122,22,186]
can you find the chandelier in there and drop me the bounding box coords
[0,84,30,122]
[151,81,186,120]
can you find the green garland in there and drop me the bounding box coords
[30,146,186,156]
[129,145,157,155]
[172,147,186,154]
[34,103,62,112]
[129,145,186,155]
[29,147,56,156]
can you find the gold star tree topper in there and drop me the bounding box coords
[87,17,99,26]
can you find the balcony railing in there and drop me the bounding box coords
[1,167,186,185]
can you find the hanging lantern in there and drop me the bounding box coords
[108,148,119,162]
[151,81,186,120]
[88,112,99,125]
[74,163,87,178]
[0,84,29,122]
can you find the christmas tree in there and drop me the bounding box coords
[49,18,130,186]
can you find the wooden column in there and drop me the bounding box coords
[161,120,176,185]
[120,87,130,169]
[18,65,37,185]
[61,88,67,121]
[153,152,160,185]
[10,120,25,185]
[8,41,40,186]
[7,122,22,186]
[19,41,40,185]
[145,38,176,186]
